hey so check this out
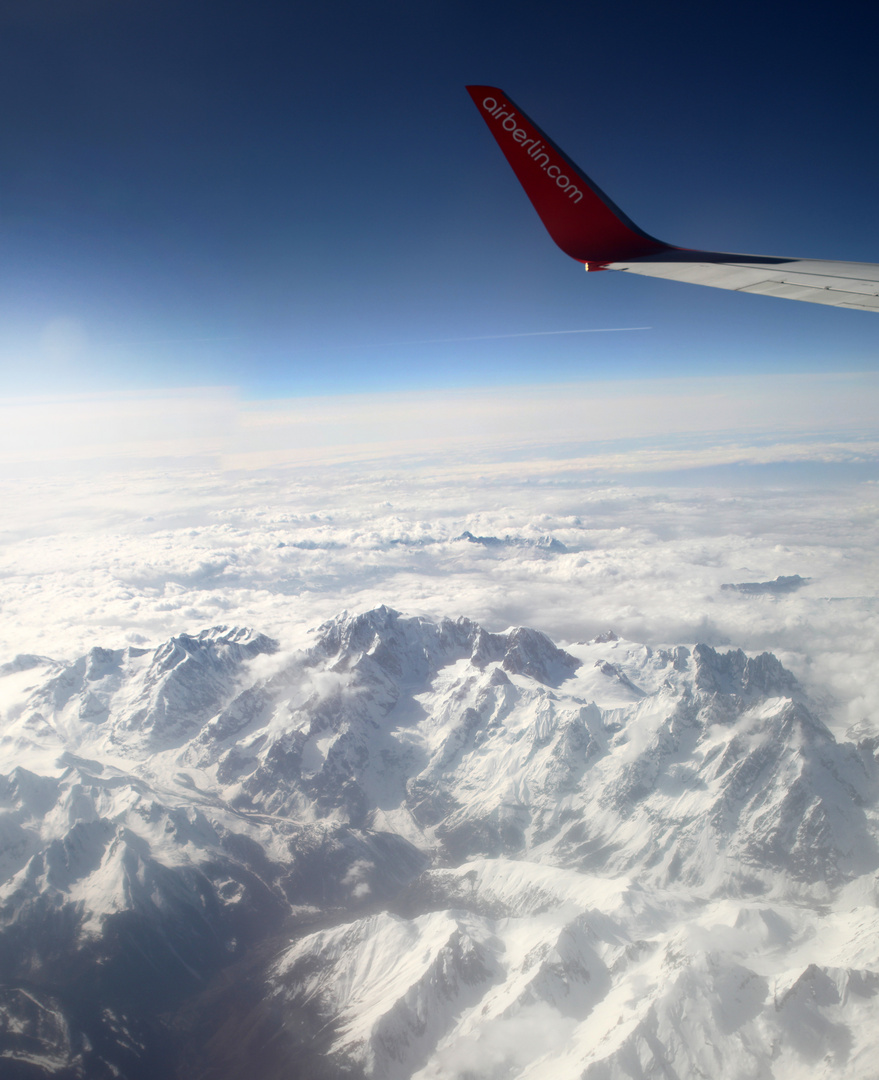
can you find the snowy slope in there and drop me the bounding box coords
[0,607,877,1079]
[275,859,879,1080]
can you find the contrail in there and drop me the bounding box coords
[382,327,651,346]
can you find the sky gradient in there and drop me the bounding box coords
[1,0,877,399]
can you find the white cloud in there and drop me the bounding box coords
[2,371,878,474]
[0,388,236,473]
[417,1002,577,1079]
[224,371,879,470]
[1,375,877,740]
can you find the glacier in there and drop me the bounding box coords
[0,607,877,1079]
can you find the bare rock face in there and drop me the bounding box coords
[1,609,877,1079]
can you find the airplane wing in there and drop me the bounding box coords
[465,85,879,312]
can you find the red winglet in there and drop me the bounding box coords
[466,86,668,265]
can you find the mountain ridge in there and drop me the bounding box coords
[1,607,877,1078]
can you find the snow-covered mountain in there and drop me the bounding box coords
[1,608,877,1078]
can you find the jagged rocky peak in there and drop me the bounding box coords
[21,625,281,755]
[148,625,278,672]
[310,605,477,682]
[2,611,879,1079]
[121,627,279,743]
[496,625,580,685]
[453,530,568,552]
[309,606,579,688]
[692,642,801,705]
[721,573,810,595]
[0,765,59,819]
[0,652,59,676]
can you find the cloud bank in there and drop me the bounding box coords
[3,371,878,473]
[1,373,877,740]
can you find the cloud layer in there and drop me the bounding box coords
[2,375,877,738]
[3,371,879,473]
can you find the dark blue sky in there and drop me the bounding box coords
[2,0,877,398]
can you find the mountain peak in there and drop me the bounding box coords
[2,611,877,1079]
[692,643,800,704]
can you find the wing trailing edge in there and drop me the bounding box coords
[466,85,879,311]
